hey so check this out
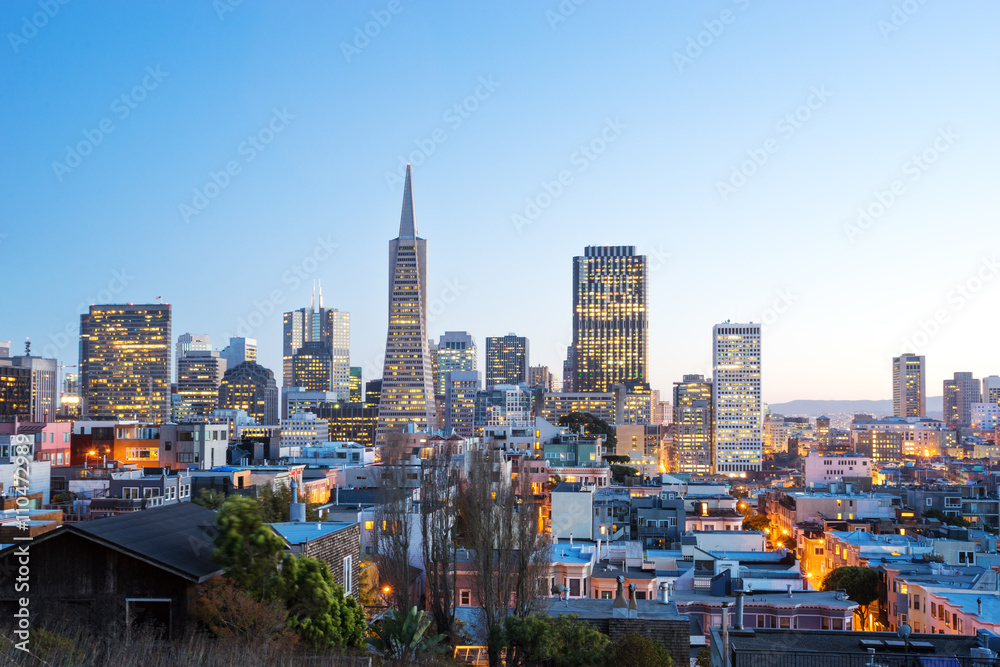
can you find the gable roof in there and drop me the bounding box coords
[70,502,223,582]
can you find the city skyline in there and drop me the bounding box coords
[4,3,1000,404]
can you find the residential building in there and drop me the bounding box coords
[944,372,982,425]
[474,384,534,436]
[673,374,713,475]
[0,361,31,420]
[376,166,436,445]
[159,423,228,470]
[541,392,614,424]
[712,322,763,476]
[0,421,72,466]
[571,245,647,392]
[612,380,652,425]
[485,334,529,387]
[279,412,329,454]
[803,450,873,488]
[893,353,926,417]
[528,365,554,392]
[80,304,172,422]
[3,350,58,422]
[444,370,479,438]
[174,350,226,420]
[72,421,161,468]
[431,331,476,396]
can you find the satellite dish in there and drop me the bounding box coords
[897,623,912,641]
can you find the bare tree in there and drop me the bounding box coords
[458,446,551,667]
[374,442,414,616]
[420,439,460,639]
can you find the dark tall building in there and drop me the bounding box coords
[349,367,363,403]
[365,379,382,408]
[4,346,58,422]
[80,304,172,422]
[292,341,333,392]
[571,245,647,392]
[943,372,981,426]
[218,361,278,425]
[485,334,529,387]
[376,165,436,446]
[0,362,31,420]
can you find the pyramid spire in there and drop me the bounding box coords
[398,164,416,239]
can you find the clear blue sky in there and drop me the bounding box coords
[2,1,999,403]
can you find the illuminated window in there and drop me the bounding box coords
[364,521,374,530]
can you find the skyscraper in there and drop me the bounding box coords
[571,245,647,392]
[282,283,350,399]
[218,361,279,425]
[528,365,554,392]
[220,336,257,370]
[175,333,211,380]
[175,350,226,420]
[892,353,925,417]
[349,366,363,403]
[80,304,172,422]
[444,370,480,438]
[943,372,981,425]
[712,322,762,476]
[485,334,529,387]
[431,331,477,396]
[673,374,713,475]
[376,165,436,446]
[4,343,58,422]
[292,341,334,392]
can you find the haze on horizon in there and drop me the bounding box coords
[2,2,999,405]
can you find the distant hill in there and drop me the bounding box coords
[768,397,943,420]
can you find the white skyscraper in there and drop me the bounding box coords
[712,322,762,476]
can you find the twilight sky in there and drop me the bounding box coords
[2,1,999,404]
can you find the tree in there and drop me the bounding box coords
[558,412,616,451]
[743,514,771,532]
[276,553,366,650]
[695,647,711,667]
[257,480,320,522]
[191,577,297,648]
[458,447,551,667]
[193,488,227,510]
[923,508,971,528]
[821,566,879,628]
[367,606,448,666]
[374,441,416,616]
[605,633,673,667]
[213,495,286,600]
[420,441,460,639]
[611,464,639,483]
[604,455,631,465]
[503,614,608,667]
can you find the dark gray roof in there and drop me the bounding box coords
[332,488,380,505]
[718,628,983,659]
[71,502,223,582]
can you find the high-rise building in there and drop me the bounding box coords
[175,333,211,380]
[349,367,363,403]
[984,376,1000,404]
[282,282,350,399]
[892,353,925,417]
[376,165,436,446]
[528,365,554,392]
[612,380,652,425]
[365,379,382,408]
[80,304,172,422]
[218,361,279,425]
[0,361,31,420]
[0,342,9,359]
[485,334,529,387]
[5,345,58,422]
[220,336,257,370]
[712,322,762,476]
[943,372,981,425]
[292,341,334,392]
[571,245,647,392]
[444,370,480,438]
[673,374,713,476]
[562,346,575,393]
[175,350,226,420]
[431,331,477,396]
[474,384,534,436]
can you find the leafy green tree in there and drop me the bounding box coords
[558,412,617,450]
[743,514,770,532]
[604,455,631,465]
[604,633,673,667]
[821,566,879,627]
[502,614,608,667]
[611,464,639,483]
[191,576,296,648]
[257,480,320,522]
[193,488,227,510]
[214,495,286,600]
[277,554,366,650]
[695,647,711,667]
[923,508,971,527]
[367,606,447,666]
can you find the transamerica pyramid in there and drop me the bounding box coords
[375,164,437,447]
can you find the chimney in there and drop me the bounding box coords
[978,597,983,617]
[289,478,306,523]
[628,583,638,619]
[613,575,628,617]
[735,587,745,630]
[570,532,574,546]
[659,582,670,604]
[787,584,793,598]
[722,603,731,665]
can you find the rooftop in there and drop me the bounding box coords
[270,520,357,545]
